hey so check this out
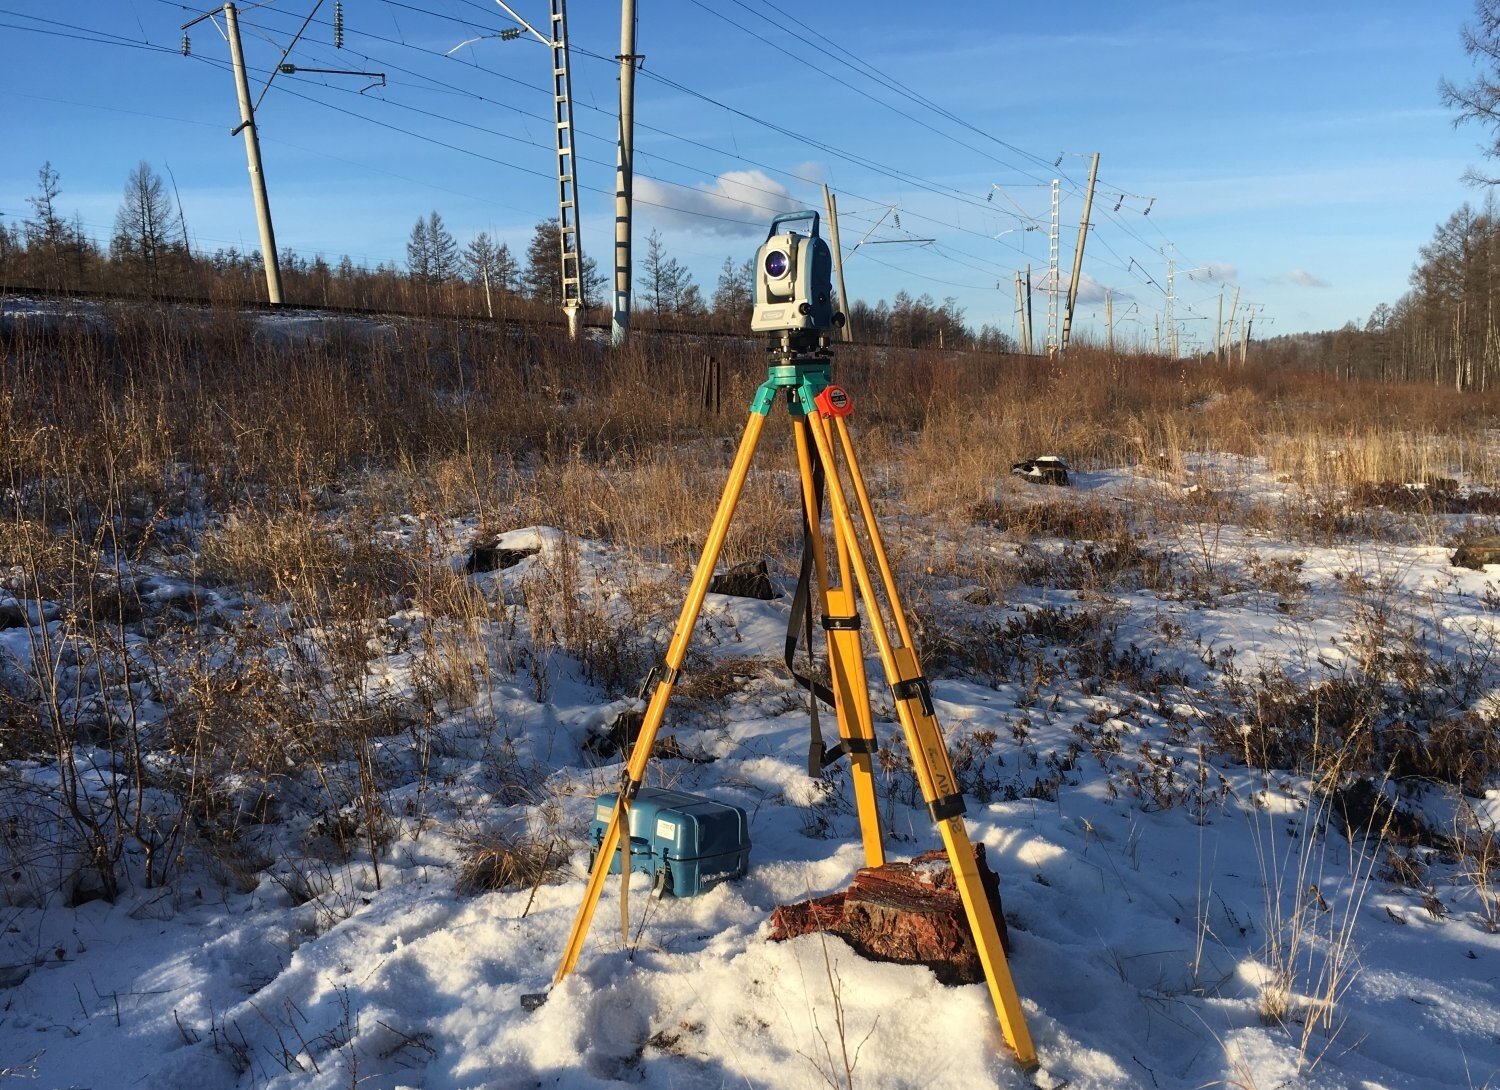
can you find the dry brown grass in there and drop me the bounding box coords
[5,305,1500,905]
[453,822,562,897]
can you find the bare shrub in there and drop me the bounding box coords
[1452,802,1500,932]
[1013,536,1176,595]
[970,496,1127,540]
[454,823,561,897]
[1210,601,1499,792]
[1250,779,1386,1073]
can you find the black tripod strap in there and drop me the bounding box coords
[785,445,838,776]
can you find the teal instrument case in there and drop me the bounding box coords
[589,787,750,897]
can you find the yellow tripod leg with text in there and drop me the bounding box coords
[803,407,1038,1070]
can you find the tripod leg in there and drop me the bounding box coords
[827,415,918,648]
[791,416,884,868]
[803,410,1038,1070]
[552,412,769,984]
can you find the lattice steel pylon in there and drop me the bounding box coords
[550,0,583,336]
[497,1,584,337]
[1165,254,1176,359]
[1046,178,1060,357]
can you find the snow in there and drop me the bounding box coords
[4,457,1500,1089]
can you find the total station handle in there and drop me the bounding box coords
[767,210,820,239]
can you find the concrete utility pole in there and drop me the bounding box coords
[1025,264,1035,355]
[224,3,283,304]
[822,184,852,342]
[188,1,372,305]
[1013,272,1026,352]
[1215,292,1224,361]
[1225,285,1240,359]
[611,0,638,347]
[1105,290,1114,353]
[1059,152,1099,355]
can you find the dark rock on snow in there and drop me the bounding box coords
[582,708,715,763]
[1011,457,1071,486]
[709,558,774,600]
[1453,534,1500,570]
[465,539,540,575]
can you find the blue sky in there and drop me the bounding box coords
[0,1,1488,345]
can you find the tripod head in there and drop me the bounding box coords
[767,328,835,363]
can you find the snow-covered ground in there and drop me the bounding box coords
[4,453,1500,1090]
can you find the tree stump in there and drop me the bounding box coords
[1453,535,1500,570]
[768,846,1010,985]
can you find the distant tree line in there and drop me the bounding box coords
[1258,197,1500,390]
[1,159,1014,351]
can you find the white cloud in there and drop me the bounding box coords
[1184,262,1237,284]
[1031,270,1120,305]
[1287,268,1329,288]
[1071,272,1119,305]
[634,170,802,235]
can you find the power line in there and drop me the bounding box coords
[18,3,1241,331]
[234,0,1122,285]
[227,4,810,215]
[854,249,991,292]
[11,7,769,232]
[0,12,180,54]
[682,0,1058,188]
[262,76,769,228]
[2,87,225,130]
[232,3,1069,258]
[250,0,1029,233]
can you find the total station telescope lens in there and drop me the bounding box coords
[764,250,789,278]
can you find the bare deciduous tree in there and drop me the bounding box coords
[636,229,700,317]
[1442,1,1500,184]
[110,161,178,294]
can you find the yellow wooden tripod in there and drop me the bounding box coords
[542,345,1037,1070]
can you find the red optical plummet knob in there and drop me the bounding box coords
[815,385,853,418]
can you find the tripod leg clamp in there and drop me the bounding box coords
[618,773,643,802]
[821,614,861,631]
[927,793,967,822]
[892,675,936,718]
[636,663,680,703]
[820,735,879,769]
